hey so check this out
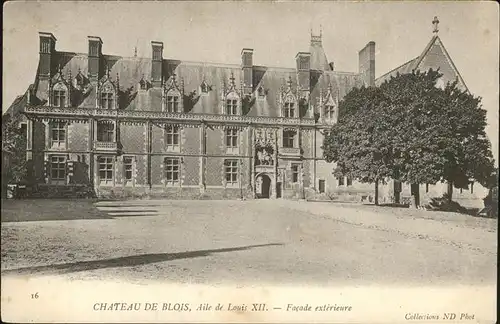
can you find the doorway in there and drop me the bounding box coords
[260,174,271,198]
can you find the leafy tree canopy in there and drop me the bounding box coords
[322,68,496,199]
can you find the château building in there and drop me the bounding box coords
[5,17,488,205]
[13,29,374,199]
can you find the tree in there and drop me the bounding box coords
[381,70,495,200]
[322,86,392,205]
[323,68,495,206]
[2,116,27,188]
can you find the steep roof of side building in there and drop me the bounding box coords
[375,35,469,92]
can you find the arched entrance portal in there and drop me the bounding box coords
[255,173,272,199]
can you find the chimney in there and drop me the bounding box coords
[151,41,163,87]
[38,32,57,79]
[295,52,311,91]
[88,36,103,81]
[241,48,253,95]
[358,41,375,86]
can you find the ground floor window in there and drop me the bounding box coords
[224,159,239,186]
[338,176,344,186]
[164,157,180,186]
[99,156,114,185]
[123,156,134,185]
[346,177,352,186]
[50,155,66,183]
[291,164,300,183]
[319,179,325,193]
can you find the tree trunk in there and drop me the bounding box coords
[374,178,379,206]
[447,181,453,202]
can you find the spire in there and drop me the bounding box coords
[432,16,439,34]
[229,71,236,88]
[310,25,322,46]
[309,27,331,71]
[286,75,293,90]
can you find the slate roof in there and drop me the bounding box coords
[30,38,363,118]
[375,35,469,91]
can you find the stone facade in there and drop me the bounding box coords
[11,20,487,204]
[18,30,376,200]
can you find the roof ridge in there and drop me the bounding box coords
[413,35,439,69]
[376,57,418,81]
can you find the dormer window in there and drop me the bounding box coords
[257,86,266,99]
[53,89,66,108]
[166,90,180,113]
[101,91,114,109]
[163,74,184,113]
[200,81,209,94]
[222,72,241,115]
[325,104,335,120]
[226,97,238,115]
[283,101,295,118]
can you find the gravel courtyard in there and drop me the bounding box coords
[1,199,497,286]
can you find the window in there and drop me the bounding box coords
[224,159,239,185]
[97,122,115,142]
[20,123,27,138]
[53,90,66,108]
[166,95,180,112]
[50,155,66,182]
[283,102,295,118]
[325,104,335,120]
[257,86,265,99]
[98,156,114,184]
[164,158,180,185]
[200,82,209,94]
[291,164,300,183]
[338,177,345,186]
[283,130,296,148]
[123,157,134,183]
[226,99,238,115]
[165,125,180,150]
[101,92,114,109]
[51,121,66,147]
[225,129,238,149]
[346,177,352,186]
[319,179,325,193]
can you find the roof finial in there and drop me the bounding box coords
[106,65,110,78]
[229,71,236,87]
[287,75,293,89]
[432,16,439,34]
[134,46,137,57]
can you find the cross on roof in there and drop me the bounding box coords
[432,16,439,34]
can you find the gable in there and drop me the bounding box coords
[376,36,469,91]
[414,37,467,91]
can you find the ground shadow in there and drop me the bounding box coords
[2,243,284,276]
[1,199,111,222]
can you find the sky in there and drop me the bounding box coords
[3,1,499,161]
